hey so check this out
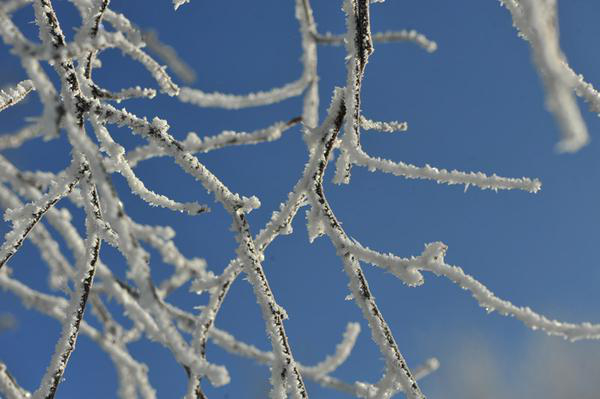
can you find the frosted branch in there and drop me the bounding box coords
[106,31,179,96]
[315,29,437,53]
[1,0,598,397]
[78,0,109,79]
[333,0,374,185]
[0,161,82,270]
[349,240,600,342]
[0,80,35,112]
[32,169,102,399]
[177,0,319,112]
[563,62,600,114]
[301,322,361,376]
[132,222,208,297]
[90,84,157,101]
[350,148,542,192]
[207,324,437,399]
[0,273,156,398]
[417,242,600,342]
[125,116,301,168]
[305,90,425,399]
[347,238,424,286]
[88,114,210,215]
[92,101,260,212]
[142,30,196,84]
[0,0,32,14]
[0,184,74,291]
[499,0,589,152]
[295,0,319,128]
[0,362,30,399]
[178,77,309,109]
[173,0,189,11]
[360,115,408,133]
[0,122,44,150]
[231,211,308,399]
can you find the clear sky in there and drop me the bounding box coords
[2,1,600,398]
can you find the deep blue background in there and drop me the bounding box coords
[2,1,600,398]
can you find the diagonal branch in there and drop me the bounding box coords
[0,161,83,270]
[32,167,102,399]
[0,362,30,399]
[125,116,302,168]
[0,79,35,112]
[306,89,425,399]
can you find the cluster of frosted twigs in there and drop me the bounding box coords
[1,0,600,398]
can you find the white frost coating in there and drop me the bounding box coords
[347,239,424,286]
[132,221,209,296]
[92,103,260,213]
[295,0,319,128]
[231,211,307,399]
[205,324,423,399]
[101,9,143,45]
[520,0,587,152]
[337,255,425,399]
[36,29,178,96]
[132,223,205,274]
[0,11,60,138]
[178,0,316,112]
[208,323,436,399]
[92,85,157,101]
[1,155,164,350]
[360,116,408,133]
[102,31,179,96]
[0,184,74,292]
[0,362,30,399]
[0,0,32,14]
[99,196,230,388]
[563,62,600,114]
[89,115,210,215]
[192,188,305,291]
[0,160,81,270]
[350,147,542,193]
[0,123,44,150]
[142,30,196,83]
[8,146,226,391]
[151,117,261,213]
[499,0,588,152]
[334,0,366,186]
[417,242,600,342]
[412,358,439,380]
[304,88,426,399]
[371,30,437,52]
[301,322,361,376]
[0,273,156,399]
[125,118,299,167]
[0,80,35,112]
[76,103,230,389]
[31,171,102,399]
[178,77,309,109]
[253,190,306,253]
[316,29,437,53]
[359,358,440,399]
[173,0,190,10]
[306,207,326,242]
[2,0,599,397]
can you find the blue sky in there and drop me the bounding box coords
[2,1,600,398]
